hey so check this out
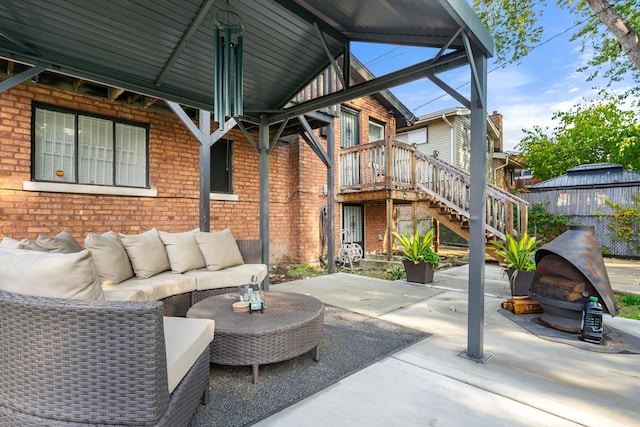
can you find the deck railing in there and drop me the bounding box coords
[338,139,529,240]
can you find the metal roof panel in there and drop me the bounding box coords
[0,0,493,119]
[529,164,640,190]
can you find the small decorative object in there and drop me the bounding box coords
[581,296,603,344]
[393,229,440,284]
[248,275,264,313]
[213,6,244,126]
[238,284,249,302]
[232,301,249,313]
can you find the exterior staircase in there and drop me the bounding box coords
[414,151,528,245]
[338,139,529,247]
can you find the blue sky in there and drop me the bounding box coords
[350,6,634,152]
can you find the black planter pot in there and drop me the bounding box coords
[403,260,435,284]
[506,270,535,297]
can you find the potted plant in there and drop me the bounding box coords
[490,232,538,296]
[393,229,441,284]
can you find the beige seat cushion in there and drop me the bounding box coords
[195,228,244,271]
[119,228,171,278]
[0,248,105,300]
[101,286,147,302]
[109,272,196,302]
[159,230,206,273]
[164,316,215,393]
[85,231,134,286]
[186,264,268,291]
[36,231,82,253]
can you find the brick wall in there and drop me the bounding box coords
[1,78,400,264]
[338,97,397,256]
[0,81,272,248]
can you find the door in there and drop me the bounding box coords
[342,204,364,252]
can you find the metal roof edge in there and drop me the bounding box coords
[438,0,494,57]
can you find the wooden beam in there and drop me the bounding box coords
[109,87,124,100]
[143,97,158,108]
[127,94,141,104]
[386,198,393,261]
[73,79,85,92]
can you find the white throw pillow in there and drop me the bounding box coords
[159,230,206,273]
[0,237,47,251]
[36,231,82,253]
[84,231,134,286]
[0,237,20,248]
[0,248,105,300]
[195,228,244,271]
[119,228,171,279]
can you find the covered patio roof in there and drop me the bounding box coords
[0,0,494,362]
[0,0,492,122]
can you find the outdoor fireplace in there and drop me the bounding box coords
[529,225,619,333]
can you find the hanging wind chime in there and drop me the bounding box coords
[213,7,244,126]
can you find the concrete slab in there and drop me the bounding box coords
[272,272,444,318]
[262,264,640,427]
[254,356,581,427]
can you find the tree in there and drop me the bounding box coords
[472,0,640,93]
[517,93,640,180]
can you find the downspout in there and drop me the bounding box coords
[494,156,509,186]
[442,113,454,165]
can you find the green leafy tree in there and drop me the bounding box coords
[527,202,571,244]
[472,0,640,95]
[517,93,640,180]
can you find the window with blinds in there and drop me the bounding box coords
[33,103,148,188]
[340,107,359,148]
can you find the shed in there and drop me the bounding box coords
[522,163,640,256]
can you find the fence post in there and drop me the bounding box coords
[505,200,514,236]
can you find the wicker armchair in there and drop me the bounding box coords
[0,290,211,426]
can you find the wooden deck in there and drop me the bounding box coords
[336,139,528,252]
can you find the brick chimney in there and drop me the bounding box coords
[490,111,503,152]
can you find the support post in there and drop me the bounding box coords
[259,116,270,290]
[386,198,393,261]
[327,121,336,273]
[463,48,491,363]
[199,110,211,232]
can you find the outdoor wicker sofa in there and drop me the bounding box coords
[0,228,268,317]
[0,290,214,426]
[163,238,266,316]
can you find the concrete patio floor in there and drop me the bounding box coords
[256,263,640,427]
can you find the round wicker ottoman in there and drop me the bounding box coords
[186,291,324,383]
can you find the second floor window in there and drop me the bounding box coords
[368,121,384,142]
[32,103,149,188]
[340,107,359,148]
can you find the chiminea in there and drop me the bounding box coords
[529,225,619,333]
